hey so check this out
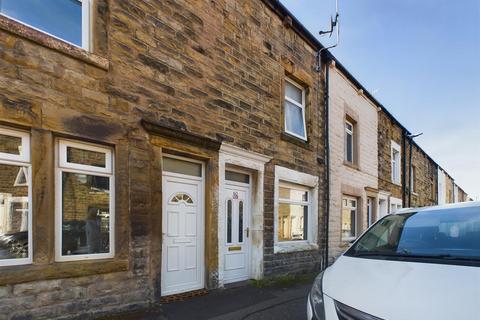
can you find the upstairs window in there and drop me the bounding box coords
[0,0,91,49]
[284,79,307,140]
[0,127,31,266]
[56,139,114,261]
[391,141,401,185]
[345,119,355,164]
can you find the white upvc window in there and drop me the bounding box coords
[342,196,357,241]
[278,182,310,242]
[55,139,114,261]
[274,166,318,253]
[391,141,401,185]
[367,197,374,227]
[0,126,32,266]
[390,197,402,213]
[345,120,354,164]
[284,78,307,140]
[0,0,91,50]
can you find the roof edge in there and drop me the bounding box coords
[261,0,469,194]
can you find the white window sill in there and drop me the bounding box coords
[274,241,318,254]
[392,181,402,186]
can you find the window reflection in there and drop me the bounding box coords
[67,146,106,168]
[61,172,110,255]
[0,164,29,260]
[0,133,22,155]
[342,196,357,239]
[0,0,83,46]
[278,203,308,241]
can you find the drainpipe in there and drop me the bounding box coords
[406,133,423,207]
[323,55,331,268]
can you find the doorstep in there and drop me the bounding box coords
[160,289,209,304]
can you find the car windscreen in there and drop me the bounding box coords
[345,206,480,264]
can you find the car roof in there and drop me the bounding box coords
[395,201,480,215]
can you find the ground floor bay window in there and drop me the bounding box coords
[0,127,31,266]
[55,139,114,261]
[274,166,319,253]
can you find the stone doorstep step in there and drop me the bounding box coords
[160,289,209,304]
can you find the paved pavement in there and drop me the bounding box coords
[110,282,311,320]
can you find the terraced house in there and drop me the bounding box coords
[325,57,379,262]
[0,0,471,319]
[0,0,334,318]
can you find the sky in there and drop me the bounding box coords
[281,0,480,200]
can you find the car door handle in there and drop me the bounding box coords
[246,227,250,238]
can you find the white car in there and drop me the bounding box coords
[307,202,480,320]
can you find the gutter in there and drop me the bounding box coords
[261,0,410,135]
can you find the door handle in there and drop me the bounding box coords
[246,227,250,238]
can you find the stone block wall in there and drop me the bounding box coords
[378,110,404,202]
[405,142,438,207]
[0,0,327,318]
[445,174,455,203]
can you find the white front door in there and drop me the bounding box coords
[161,156,204,296]
[223,183,250,283]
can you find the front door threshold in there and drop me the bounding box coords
[160,288,209,304]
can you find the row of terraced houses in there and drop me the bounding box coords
[0,0,471,318]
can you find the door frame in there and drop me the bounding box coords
[223,169,252,284]
[217,143,271,287]
[161,154,205,296]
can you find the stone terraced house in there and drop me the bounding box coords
[0,0,333,318]
[0,0,471,319]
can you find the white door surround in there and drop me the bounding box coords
[218,143,271,287]
[161,155,205,296]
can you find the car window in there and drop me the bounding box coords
[346,206,480,265]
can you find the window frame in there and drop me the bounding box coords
[0,127,30,163]
[391,141,401,185]
[55,139,115,262]
[278,181,311,243]
[0,127,32,267]
[284,78,307,141]
[341,195,358,241]
[59,139,112,174]
[344,119,355,164]
[0,0,91,50]
[367,197,373,227]
[273,166,319,253]
[389,197,403,214]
